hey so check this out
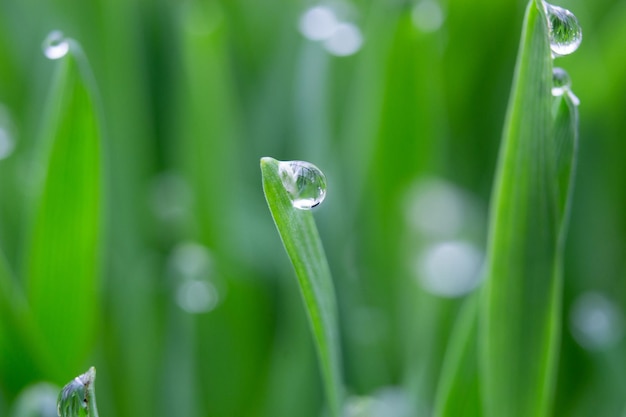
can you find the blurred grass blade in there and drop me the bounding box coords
[260,157,343,417]
[0,251,53,391]
[480,1,578,417]
[434,296,480,417]
[27,41,102,379]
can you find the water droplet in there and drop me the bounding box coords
[176,280,219,314]
[278,160,327,210]
[412,0,445,33]
[11,383,59,417]
[404,178,467,239]
[168,241,213,280]
[323,22,363,56]
[42,30,70,60]
[168,242,223,314]
[570,292,624,351]
[551,67,571,96]
[415,240,484,298]
[299,6,339,41]
[544,2,582,57]
[57,367,96,417]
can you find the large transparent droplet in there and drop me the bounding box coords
[278,160,327,210]
[42,30,70,60]
[551,67,571,96]
[544,2,582,57]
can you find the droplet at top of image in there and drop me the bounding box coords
[42,30,70,60]
[278,160,327,210]
[543,1,582,57]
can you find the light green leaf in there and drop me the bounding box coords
[26,42,102,379]
[260,157,343,417]
[480,1,578,417]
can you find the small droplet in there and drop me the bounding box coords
[412,0,445,33]
[299,6,339,41]
[42,30,70,60]
[168,241,213,280]
[551,67,571,96]
[544,2,582,57]
[570,292,624,351]
[168,242,223,314]
[176,280,219,314]
[415,240,484,298]
[278,160,327,210]
[323,22,363,56]
[404,178,468,239]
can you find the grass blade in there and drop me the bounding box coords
[434,296,481,417]
[260,157,343,417]
[480,1,578,417]
[26,42,102,379]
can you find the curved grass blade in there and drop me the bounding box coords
[26,41,102,379]
[480,1,579,417]
[260,157,343,417]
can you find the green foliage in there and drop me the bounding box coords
[261,157,343,417]
[0,0,623,416]
[27,44,102,381]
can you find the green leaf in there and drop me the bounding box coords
[434,296,481,417]
[260,157,343,417]
[26,42,102,380]
[480,1,578,417]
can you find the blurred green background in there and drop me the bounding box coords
[0,0,624,416]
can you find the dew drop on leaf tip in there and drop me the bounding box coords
[543,1,582,57]
[42,30,70,60]
[278,160,327,210]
